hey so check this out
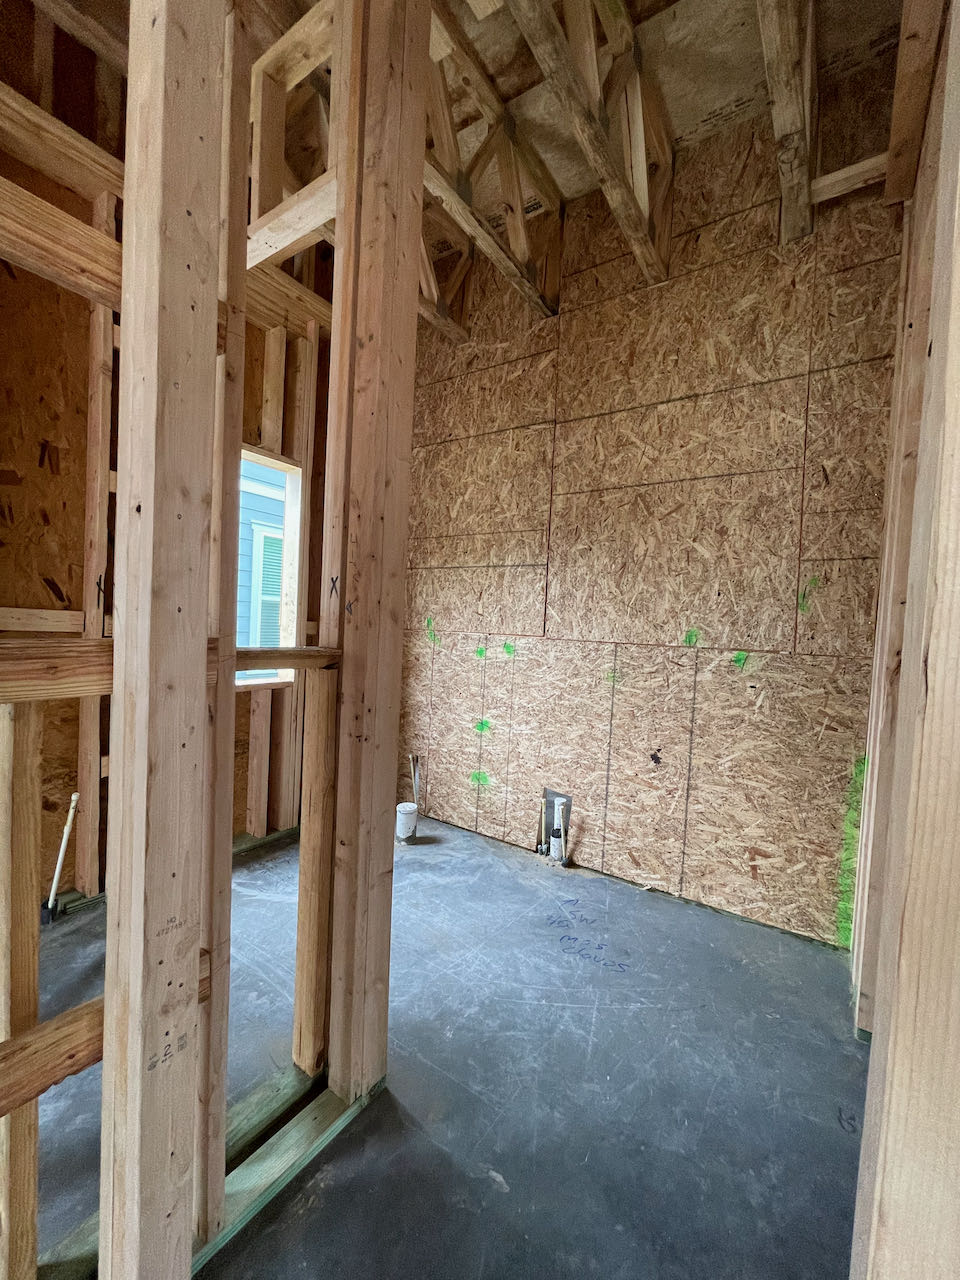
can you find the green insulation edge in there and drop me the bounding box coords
[836,755,866,950]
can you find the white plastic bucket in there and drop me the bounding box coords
[396,802,418,841]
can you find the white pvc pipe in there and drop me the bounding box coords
[48,790,80,913]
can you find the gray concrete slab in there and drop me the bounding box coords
[197,817,869,1280]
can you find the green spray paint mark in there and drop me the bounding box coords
[683,628,700,647]
[469,770,490,788]
[732,650,749,670]
[474,719,491,734]
[798,576,821,614]
[475,645,486,658]
[425,616,440,646]
[836,754,866,950]
[503,641,516,657]
[604,669,623,685]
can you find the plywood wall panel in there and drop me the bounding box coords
[603,646,695,895]
[553,377,806,495]
[669,200,779,278]
[672,113,779,236]
[557,241,816,421]
[398,631,433,806]
[476,637,515,840]
[0,159,89,614]
[406,563,547,636]
[801,508,884,561]
[559,252,646,313]
[425,632,484,830]
[503,638,611,869]
[561,188,631,277]
[413,351,555,447]
[546,470,801,650]
[796,559,879,658]
[408,529,547,568]
[409,425,553,536]
[416,255,558,386]
[810,256,900,371]
[685,652,870,942]
[816,191,902,276]
[403,105,899,943]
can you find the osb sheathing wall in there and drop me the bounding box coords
[400,68,900,944]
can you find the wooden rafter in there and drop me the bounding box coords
[756,0,817,242]
[504,0,667,283]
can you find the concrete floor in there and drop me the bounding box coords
[194,817,870,1280]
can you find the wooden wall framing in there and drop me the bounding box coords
[0,0,430,1273]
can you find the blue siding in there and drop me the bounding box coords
[237,459,286,650]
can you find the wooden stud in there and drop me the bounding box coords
[32,11,54,113]
[639,70,674,275]
[260,326,287,452]
[418,236,440,305]
[852,205,919,1035]
[504,0,666,281]
[75,191,117,900]
[325,0,431,1102]
[246,689,272,838]
[250,70,287,223]
[495,132,532,266]
[0,702,41,1280]
[193,8,252,1246]
[97,0,225,1272]
[884,0,948,202]
[851,7,960,1271]
[465,121,503,186]
[756,0,816,242]
[292,667,338,1075]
